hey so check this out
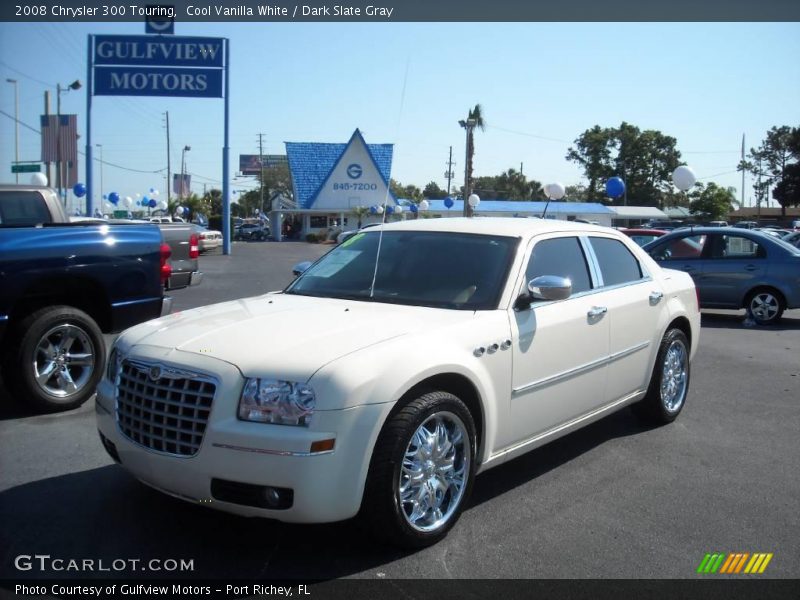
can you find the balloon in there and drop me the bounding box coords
[369,206,377,214]
[103,194,108,200]
[149,187,156,194]
[73,183,87,197]
[148,198,157,208]
[376,206,384,215]
[544,183,565,200]
[122,196,133,208]
[444,197,454,209]
[158,200,167,210]
[468,194,480,208]
[672,166,696,191]
[152,190,159,197]
[419,199,429,211]
[394,205,403,214]
[605,177,625,199]
[135,192,141,198]
[385,205,394,215]
[108,192,120,205]
[30,172,48,186]
[410,204,419,214]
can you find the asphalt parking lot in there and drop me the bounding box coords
[1,240,798,582]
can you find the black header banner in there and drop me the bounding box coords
[3,0,800,22]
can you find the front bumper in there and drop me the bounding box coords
[95,352,389,524]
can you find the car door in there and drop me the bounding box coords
[509,235,610,444]
[699,233,767,308]
[648,233,710,303]
[586,235,665,401]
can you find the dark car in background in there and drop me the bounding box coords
[643,227,800,325]
[234,222,269,241]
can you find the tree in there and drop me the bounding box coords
[459,104,486,215]
[351,205,370,229]
[423,181,447,199]
[564,184,589,201]
[258,164,294,212]
[689,182,739,220]
[566,122,683,206]
[742,126,800,215]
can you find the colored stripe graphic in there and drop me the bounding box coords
[699,552,773,574]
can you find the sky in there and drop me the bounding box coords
[1,21,799,212]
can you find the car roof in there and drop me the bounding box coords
[376,216,613,238]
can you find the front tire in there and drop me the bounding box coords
[632,328,690,425]
[5,306,105,413]
[361,391,476,549]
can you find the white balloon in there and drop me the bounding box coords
[672,166,696,191]
[135,192,141,198]
[30,172,48,186]
[158,200,167,210]
[545,182,565,200]
[377,206,384,215]
[468,193,481,208]
[394,205,403,214]
[152,189,160,196]
[419,199,429,211]
[122,196,132,208]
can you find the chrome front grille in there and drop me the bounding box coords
[115,360,216,457]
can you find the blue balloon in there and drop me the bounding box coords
[103,194,108,200]
[369,206,377,214]
[410,204,419,213]
[73,182,86,198]
[385,205,394,215]
[444,197,454,209]
[108,192,120,205]
[149,187,156,194]
[606,177,626,199]
[148,198,157,208]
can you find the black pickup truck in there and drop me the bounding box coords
[0,185,172,412]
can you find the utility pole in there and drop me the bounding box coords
[258,133,266,215]
[164,111,171,204]
[520,162,523,177]
[740,133,745,209]
[96,143,103,212]
[444,146,456,196]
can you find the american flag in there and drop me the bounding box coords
[41,114,78,162]
[173,173,191,196]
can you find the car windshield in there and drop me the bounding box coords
[285,230,519,310]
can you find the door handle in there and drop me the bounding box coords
[649,291,664,304]
[587,306,608,319]
[745,265,758,272]
[682,265,695,272]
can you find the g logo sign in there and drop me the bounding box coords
[346,164,363,179]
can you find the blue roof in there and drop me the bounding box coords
[285,129,393,210]
[423,199,613,215]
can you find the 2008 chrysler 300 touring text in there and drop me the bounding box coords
[96,218,700,548]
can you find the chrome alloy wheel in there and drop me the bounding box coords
[32,324,95,398]
[660,338,688,413]
[398,411,471,533]
[749,292,780,323]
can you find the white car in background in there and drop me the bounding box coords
[97,218,699,548]
[193,225,222,252]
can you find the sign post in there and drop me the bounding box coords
[86,33,230,252]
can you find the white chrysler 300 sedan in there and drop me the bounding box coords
[96,218,700,548]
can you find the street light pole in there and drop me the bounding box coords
[6,79,19,183]
[55,79,81,205]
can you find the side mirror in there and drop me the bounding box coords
[513,275,572,311]
[292,261,312,277]
[528,275,572,301]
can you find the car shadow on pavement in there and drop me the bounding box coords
[0,408,656,581]
[700,311,800,331]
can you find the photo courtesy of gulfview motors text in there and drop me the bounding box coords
[14,584,310,597]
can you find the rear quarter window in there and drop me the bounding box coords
[589,237,644,286]
[0,191,53,226]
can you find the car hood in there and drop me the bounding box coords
[118,293,473,380]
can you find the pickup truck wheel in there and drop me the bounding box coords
[362,391,476,548]
[632,328,690,425]
[9,306,105,412]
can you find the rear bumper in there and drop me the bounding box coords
[166,271,203,290]
[160,296,173,316]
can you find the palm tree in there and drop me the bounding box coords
[351,205,370,229]
[459,104,486,216]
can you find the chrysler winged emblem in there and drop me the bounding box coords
[148,366,162,381]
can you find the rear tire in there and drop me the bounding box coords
[632,328,690,425]
[4,306,105,413]
[361,391,476,549]
[746,288,785,325]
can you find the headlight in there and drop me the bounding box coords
[106,347,120,381]
[238,378,315,426]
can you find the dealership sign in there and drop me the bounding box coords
[92,35,224,97]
